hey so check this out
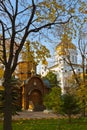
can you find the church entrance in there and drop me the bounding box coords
[29,89,43,111]
[23,76,50,111]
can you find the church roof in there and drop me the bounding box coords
[56,42,76,55]
[48,63,82,70]
[43,79,51,88]
[56,42,76,50]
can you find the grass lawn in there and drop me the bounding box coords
[0,117,87,130]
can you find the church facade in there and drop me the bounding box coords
[15,61,51,111]
[22,75,50,111]
[41,34,83,94]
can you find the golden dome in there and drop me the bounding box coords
[56,42,76,56]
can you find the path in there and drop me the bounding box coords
[12,111,58,120]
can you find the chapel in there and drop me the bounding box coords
[15,61,51,111]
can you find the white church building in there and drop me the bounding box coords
[41,34,83,94]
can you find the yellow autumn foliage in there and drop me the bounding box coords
[21,40,50,64]
[0,68,4,78]
[69,8,75,14]
[0,86,4,90]
[76,81,87,110]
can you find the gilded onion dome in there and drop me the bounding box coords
[55,33,76,56]
[56,42,76,56]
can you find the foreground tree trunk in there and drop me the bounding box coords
[3,71,12,130]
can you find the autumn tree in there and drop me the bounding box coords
[76,31,87,116]
[43,87,61,113]
[65,71,87,117]
[21,40,50,63]
[61,93,80,123]
[43,71,60,88]
[0,0,83,130]
[76,83,87,117]
[64,74,81,93]
[65,31,87,116]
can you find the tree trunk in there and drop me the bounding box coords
[3,73,12,130]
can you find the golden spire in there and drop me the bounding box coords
[56,34,76,55]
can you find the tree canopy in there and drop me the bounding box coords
[44,71,59,87]
[21,40,50,64]
[43,87,61,113]
[61,93,80,123]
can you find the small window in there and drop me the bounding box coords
[42,72,44,74]
[72,55,74,62]
[44,66,47,71]
[75,56,77,63]
[78,69,80,71]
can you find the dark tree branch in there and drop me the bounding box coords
[0,1,13,22]
[15,0,18,17]
[63,50,80,86]
[11,0,36,73]
[28,15,73,34]
[8,0,14,15]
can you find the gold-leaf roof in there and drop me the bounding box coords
[56,42,76,56]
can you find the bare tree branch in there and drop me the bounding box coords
[28,15,73,34]
[11,0,36,73]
